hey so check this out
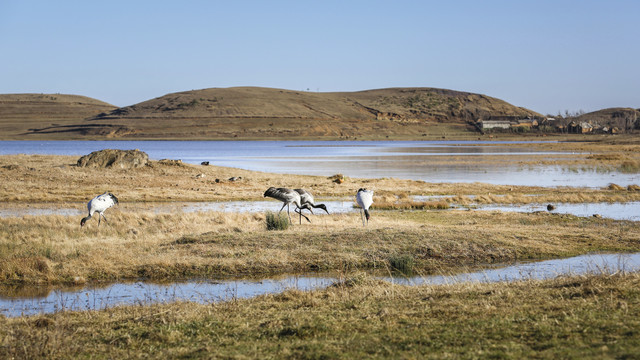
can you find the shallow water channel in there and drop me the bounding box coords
[1,253,639,318]
[2,200,639,222]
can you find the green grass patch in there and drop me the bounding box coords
[265,211,290,231]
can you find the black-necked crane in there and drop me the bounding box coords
[80,192,119,227]
[295,189,329,218]
[356,188,374,226]
[264,187,311,224]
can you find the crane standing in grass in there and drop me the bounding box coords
[356,188,374,226]
[264,187,312,224]
[80,192,119,228]
[295,188,329,218]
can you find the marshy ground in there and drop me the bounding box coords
[1,138,640,358]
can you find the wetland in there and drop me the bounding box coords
[1,137,640,358]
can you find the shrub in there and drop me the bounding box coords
[265,211,289,231]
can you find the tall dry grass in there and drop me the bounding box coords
[1,208,638,285]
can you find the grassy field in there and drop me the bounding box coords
[1,272,639,358]
[1,204,638,285]
[1,141,640,358]
[0,144,639,285]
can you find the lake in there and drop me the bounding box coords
[2,140,638,187]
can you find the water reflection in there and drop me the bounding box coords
[1,253,638,318]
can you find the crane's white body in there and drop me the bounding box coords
[264,187,311,224]
[295,188,329,216]
[356,188,374,226]
[81,192,118,227]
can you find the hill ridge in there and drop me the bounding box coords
[1,86,545,139]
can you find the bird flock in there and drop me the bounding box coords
[81,188,373,228]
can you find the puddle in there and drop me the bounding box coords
[1,252,638,318]
[387,253,640,285]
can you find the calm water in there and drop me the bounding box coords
[2,140,638,187]
[1,200,639,222]
[479,202,640,221]
[1,252,638,317]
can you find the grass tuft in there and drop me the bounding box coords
[619,160,640,173]
[388,253,415,274]
[265,211,289,231]
[627,184,640,192]
[608,183,625,191]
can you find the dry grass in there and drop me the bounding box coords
[1,152,640,285]
[1,272,639,358]
[2,154,640,206]
[1,208,638,285]
[2,145,640,357]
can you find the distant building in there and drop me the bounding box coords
[513,119,538,128]
[480,118,538,130]
[480,120,512,130]
[568,121,593,134]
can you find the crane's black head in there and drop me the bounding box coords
[317,203,329,214]
[264,187,276,197]
[80,216,89,227]
[357,188,367,193]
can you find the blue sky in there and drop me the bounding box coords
[1,0,638,115]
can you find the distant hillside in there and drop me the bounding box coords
[6,87,542,139]
[573,107,640,132]
[0,94,116,138]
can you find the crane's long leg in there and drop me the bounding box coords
[278,202,287,213]
[287,204,293,224]
[101,213,108,224]
[360,209,365,227]
[295,208,311,223]
[98,213,101,227]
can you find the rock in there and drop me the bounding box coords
[547,204,556,211]
[593,214,602,219]
[77,149,148,169]
[195,173,206,178]
[158,159,184,166]
[201,161,210,166]
[228,176,242,182]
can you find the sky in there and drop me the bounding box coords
[1,0,638,115]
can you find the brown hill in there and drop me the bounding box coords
[8,87,542,140]
[0,94,116,138]
[573,107,640,132]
